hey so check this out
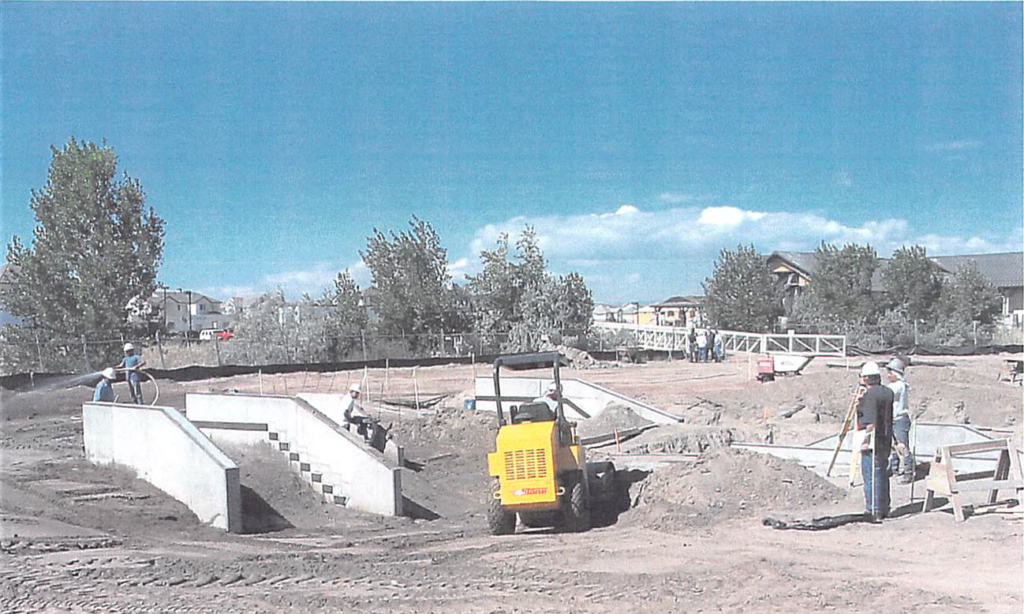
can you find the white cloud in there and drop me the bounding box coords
[697,206,767,227]
[462,204,1021,302]
[615,205,639,215]
[199,284,258,300]
[449,257,471,282]
[659,192,714,204]
[929,140,983,152]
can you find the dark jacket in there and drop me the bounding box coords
[857,384,894,458]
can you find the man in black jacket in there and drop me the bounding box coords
[856,361,895,521]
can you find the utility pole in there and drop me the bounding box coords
[187,290,193,338]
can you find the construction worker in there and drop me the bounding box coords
[534,381,561,413]
[93,367,117,402]
[856,361,895,522]
[341,383,368,430]
[886,357,914,483]
[117,343,146,404]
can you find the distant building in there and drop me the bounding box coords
[649,296,702,327]
[148,290,228,334]
[767,250,1024,327]
[593,297,703,327]
[0,264,22,326]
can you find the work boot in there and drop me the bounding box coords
[899,473,913,484]
[863,512,883,524]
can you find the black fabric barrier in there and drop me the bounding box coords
[847,343,1022,357]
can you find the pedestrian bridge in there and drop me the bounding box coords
[592,322,846,357]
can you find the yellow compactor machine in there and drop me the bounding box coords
[485,352,615,535]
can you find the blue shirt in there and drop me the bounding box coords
[124,354,142,382]
[93,380,114,402]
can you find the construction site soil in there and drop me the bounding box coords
[1,354,1021,613]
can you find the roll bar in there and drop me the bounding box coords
[491,352,567,427]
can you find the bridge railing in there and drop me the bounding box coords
[592,322,846,357]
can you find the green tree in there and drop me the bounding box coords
[467,227,549,336]
[932,261,1003,344]
[470,227,593,351]
[882,245,943,322]
[320,270,369,360]
[796,242,880,328]
[3,139,164,368]
[702,244,783,332]
[361,218,466,342]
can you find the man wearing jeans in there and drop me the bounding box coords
[856,361,894,522]
[886,358,913,483]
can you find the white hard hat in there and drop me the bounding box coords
[860,361,880,377]
[545,381,559,394]
[123,343,134,352]
[349,383,361,394]
[886,358,906,374]
[101,367,117,380]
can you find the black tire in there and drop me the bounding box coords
[563,473,590,532]
[487,480,516,536]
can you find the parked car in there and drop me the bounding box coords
[199,329,232,341]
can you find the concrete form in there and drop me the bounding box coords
[735,422,1023,474]
[185,393,403,517]
[83,402,241,532]
[474,377,681,425]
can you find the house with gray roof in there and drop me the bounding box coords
[767,250,1024,326]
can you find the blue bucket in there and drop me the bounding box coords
[463,398,476,411]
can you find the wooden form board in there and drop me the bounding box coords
[923,438,1024,522]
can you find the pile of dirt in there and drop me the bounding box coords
[626,447,845,530]
[619,424,754,454]
[577,403,652,438]
[389,405,496,521]
[538,344,601,369]
[218,442,359,533]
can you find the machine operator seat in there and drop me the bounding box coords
[510,401,555,424]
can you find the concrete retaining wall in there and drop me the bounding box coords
[474,377,680,424]
[185,393,402,516]
[82,402,241,532]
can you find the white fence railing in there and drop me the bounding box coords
[592,322,846,357]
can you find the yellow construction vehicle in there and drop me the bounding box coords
[485,352,615,535]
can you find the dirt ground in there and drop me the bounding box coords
[1,353,1021,613]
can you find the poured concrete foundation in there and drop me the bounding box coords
[474,377,680,424]
[82,402,241,532]
[186,393,403,517]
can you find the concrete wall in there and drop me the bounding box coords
[474,377,680,425]
[185,393,402,516]
[82,402,241,532]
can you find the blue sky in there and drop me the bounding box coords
[2,2,1021,304]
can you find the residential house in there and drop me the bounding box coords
[767,250,1024,327]
[930,252,1024,327]
[0,264,22,326]
[649,295,703,327]
[148,290,228,334]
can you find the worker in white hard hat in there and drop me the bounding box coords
[341,382,369,431]
[855,361,895,522]
[533,381,561,413]
[885,357,913,484]
[93,367,117,403]
[116,342,146,404]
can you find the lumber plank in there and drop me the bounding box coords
[944,439,1012,456]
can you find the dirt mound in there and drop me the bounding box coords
[577,403,652,438]
[389,405,496,521]
[219,442,359,533]
[626,447,845,531]
[619,424,752,454]
[538,344,601,369]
